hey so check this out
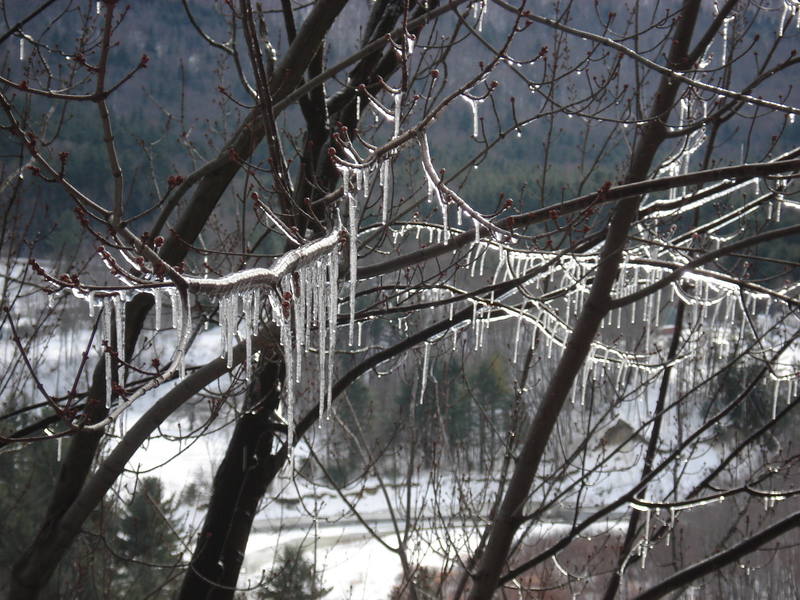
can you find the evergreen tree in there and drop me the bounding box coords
[116,477,184,598]
[256,546,330,600]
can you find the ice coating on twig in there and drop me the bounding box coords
[184,228,341,297]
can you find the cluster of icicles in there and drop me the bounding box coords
[383,216,800,411]
[74,229,344,445]
[71,212,799,455]
[69,35,800,448]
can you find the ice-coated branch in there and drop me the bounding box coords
[34,329,275,585]
[94,1,124,228]
[632,508,800,600]
[609,223,800,310]
[418,132,511,241]
[360,155,800,280]
[184,228,342,296]
[273,0,474,113]
[493,0,800,118]
[500,331,800,585]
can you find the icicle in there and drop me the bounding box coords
[302,267,312,351]
[170,289,182,332]
[221,294,238,369]
[113,294,125,386]
[348,190,358,346]
[88,291,96,318]
[462,95,480,138]
[469,243,479,278]
[228,294,237,368]
[779,0,798,37]
[19,38,24,61]
[221,295,230,366]
[393,91,402,139]
[179,293,190,380]
[512,312,523,363]
[253,288,261,328]
[772,379,780,420]
[294,275,304,383]
[361,166,369,198]
[381,160,390,223]
[278,290,296,463]
[317,261,328,416]
[244,291,253,382]
[723,292,734,326]
[721,15,733,63]
[356,94,361,121]
[418,134,450,239]
[419,342,430,404]
[579,362,588,406]
[153,289,161,331]
[654,288,662,330]
[219,295,228,359]
[615,363,625,389]
[565,288,572,322]
[474,0,487,31]
[406,33,415,55]
[472,303,480,351]
[103,297,112,409]
[57,436,62,462]
[327,252,338,416]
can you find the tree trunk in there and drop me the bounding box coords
[179,353,286,600]
[465,3,703,597]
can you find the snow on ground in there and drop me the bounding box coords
[3,297,798,598]
[243,523,417,599]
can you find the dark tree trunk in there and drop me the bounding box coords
[8,2,349,597]
[465,3,704,597]
[179,354,286,600]
[176,2,435,595]
[10,292,153,599]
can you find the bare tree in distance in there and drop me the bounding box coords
[1,0,799,598]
